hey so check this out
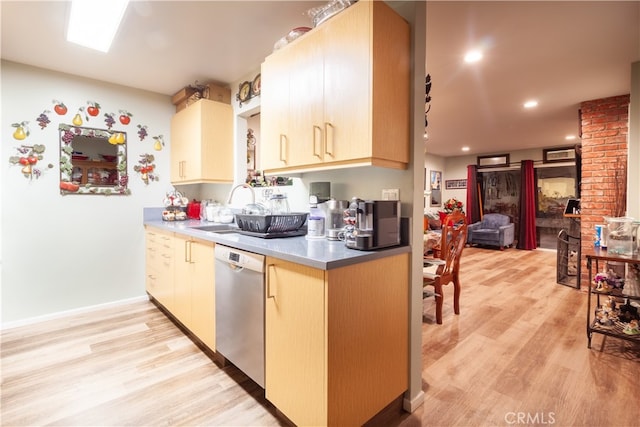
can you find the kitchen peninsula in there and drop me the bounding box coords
[143,210,410,426]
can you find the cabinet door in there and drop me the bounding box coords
[145,229,161,296]
[199,100,233,183]
[265,257,327,426]
[288,31,324,168]
[189,240,215,350]
[170,100,233,184]
[173,234,192,326]
[170,104,201,183]
[145,228,175,311]
[260,52,291,170]
[322,1,372,163]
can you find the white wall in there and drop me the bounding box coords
[1,61,174,324]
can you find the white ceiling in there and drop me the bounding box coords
[2,1,639,158]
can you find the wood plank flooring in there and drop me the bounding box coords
[2,247,639,426]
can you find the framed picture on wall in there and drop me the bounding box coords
[430,170,442,207]
[445,179,467,189]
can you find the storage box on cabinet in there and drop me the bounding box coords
[260,0,410,174]
[170,99,233,184]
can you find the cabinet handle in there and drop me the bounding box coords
[279,134,288,163]
[324,122,334,157]
[312,125,322,159]
[266,264,277,298]
[185,240,193,263]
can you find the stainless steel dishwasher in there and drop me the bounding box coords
[214,244,265,388]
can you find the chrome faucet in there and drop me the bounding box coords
[226,183,255,205]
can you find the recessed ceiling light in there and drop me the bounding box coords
[67,0,130,53]
[462,146,470,152]
[565,135,576,140]
[464,50,483,63]
[523,100,538,109]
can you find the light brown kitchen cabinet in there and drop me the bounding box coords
[170,99,233,184]
[260,46,291,170]
[145,227,216,351]
[260,0,410,174]
[265,253,409,426]
[145,227,175,312]
[184,239,216,350]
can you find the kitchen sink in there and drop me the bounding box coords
[191,224,240,234]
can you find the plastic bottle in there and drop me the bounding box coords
[307,195,325,239]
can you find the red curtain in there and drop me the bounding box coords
[518,160,537,250]
[466,165,481,224]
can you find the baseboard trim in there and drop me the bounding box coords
[403,389,425,413]
[1,295,150,331]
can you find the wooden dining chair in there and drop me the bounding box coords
[423,210,468,324]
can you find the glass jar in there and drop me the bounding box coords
[268,194,290,214]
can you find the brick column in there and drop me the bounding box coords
[579,94,630,286]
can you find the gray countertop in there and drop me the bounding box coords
[143,209,410,270]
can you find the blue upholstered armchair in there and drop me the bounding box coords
[467,213,515,250]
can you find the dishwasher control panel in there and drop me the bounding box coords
[214,244,264,273]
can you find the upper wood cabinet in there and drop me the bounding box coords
[170,99,233,184]
[260,1,410,174]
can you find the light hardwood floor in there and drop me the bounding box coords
[2,247,639,426]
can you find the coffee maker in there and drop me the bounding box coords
[345,200,400,250]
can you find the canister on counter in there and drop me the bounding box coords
[595,224,605,248]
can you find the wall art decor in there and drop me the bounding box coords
[103,112,116,129]
[52,100,68,116]
[36,110,51,129]
[8,144,53,179]
[133,153,158,185]
[137,124,148,141]
[71,108,84,126]
[429,169,442,207]
[86,101,101,119]
[59,124,129,195]
[152,135,164,151]
[236,73,261,107]
[445,179,467,189]
[8,96,162,193]
[118,110,132,125]
[11,121,30,140]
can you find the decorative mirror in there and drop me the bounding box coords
[59,124,129,195]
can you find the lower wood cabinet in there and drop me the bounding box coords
[265,253,409,426]
[145,227,175,312]
[145,227,215,351]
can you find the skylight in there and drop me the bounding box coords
[67,0,130,53]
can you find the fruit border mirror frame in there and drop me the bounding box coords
[59,124,130,195]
